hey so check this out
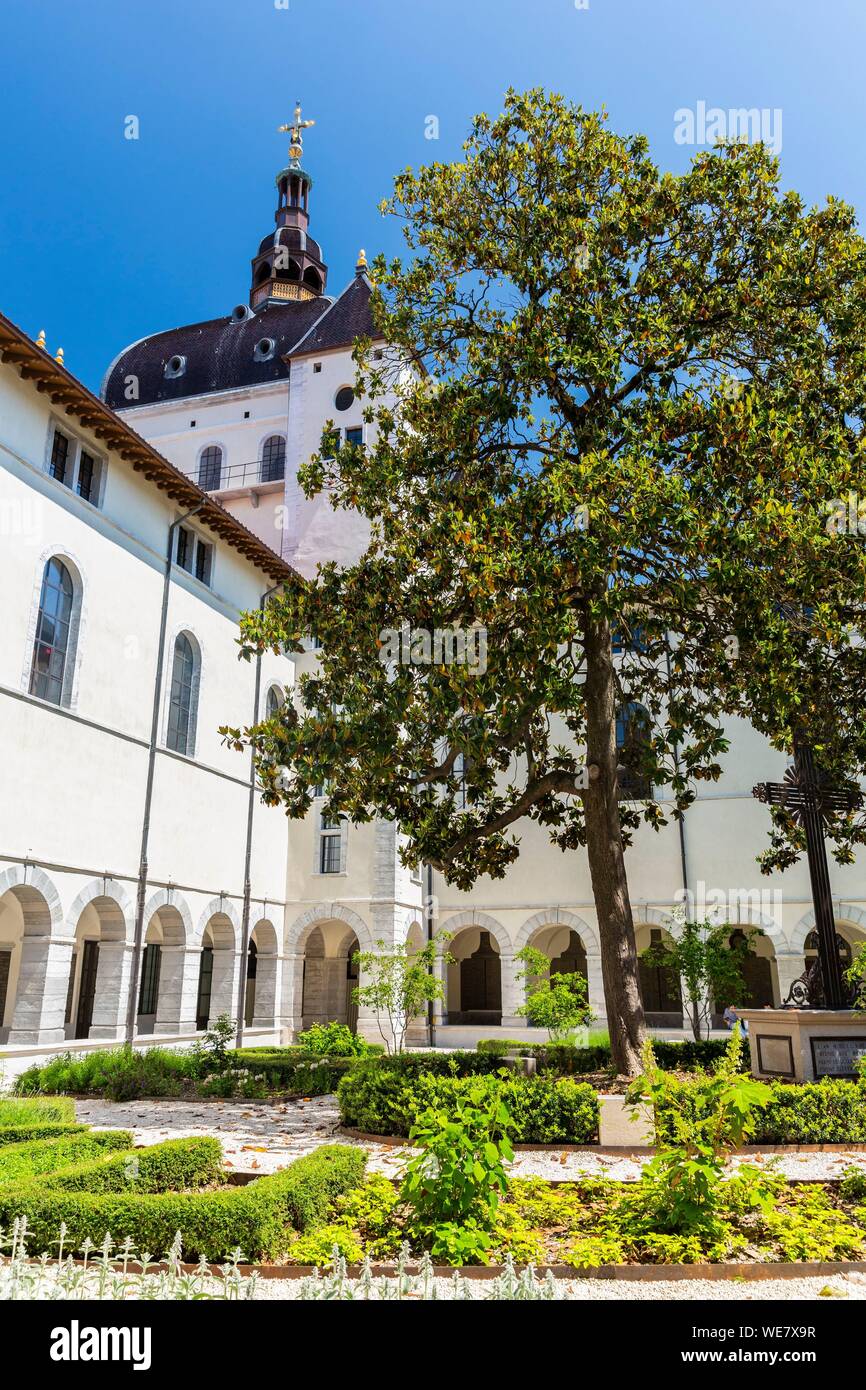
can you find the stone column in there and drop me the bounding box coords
[7,933,75,1045]
[252,953,281,1030]
[154,945,200,1035]
[209,948,239,1026]
[89,940,133,1040]
[586,951,607,1031]
[500,949,523,1030]
[281,950,305,1038]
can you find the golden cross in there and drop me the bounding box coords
[278,101,315,167]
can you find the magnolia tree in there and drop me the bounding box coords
[353,935,453,1054]
[226,91,866,1073]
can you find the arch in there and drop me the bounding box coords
[790,903,866,955]
[251,918,279,954]
[67,878,133,944]
[23,548,86,712]
[260,434,286,483]
[143,888,192,945]
[255,260,271,286]
[163,628,202,758]
[287,903,374,956]
[303,267,322,293]
[195,897,240,947]
[515,909,600,957]
[439,909,509,957]
[0,864,63,936]
[265,682,285,718]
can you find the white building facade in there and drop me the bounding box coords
[2,135,865,1070]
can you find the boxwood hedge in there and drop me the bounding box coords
[476,1037,737,1072]
[39,1136,224,1195]
[0,1130,132,1184]
[337,1066,599,1142]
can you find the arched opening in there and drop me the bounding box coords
[709,928,778,1024]
[300,921,359,1030]
[447,928,502,1026]
[637,926,683,1027]
[196,914,236,1030]
[256,261,272,286]
[166,632,200,757]
[303,266,322,293]
[260,435,286,483]
[197,445,223,492]
[247,920,279,1029]
[139,905,186,1035]
[66,895,128,1041]
[29,556,81,708]
[0,878,68,1045]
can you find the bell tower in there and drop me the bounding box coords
[250,102,328,308]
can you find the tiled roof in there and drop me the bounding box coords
[287,274,382,358]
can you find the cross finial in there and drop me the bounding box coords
[277,100,315,169]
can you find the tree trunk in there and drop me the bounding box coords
[582,613,647,1074]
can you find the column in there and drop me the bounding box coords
[586,951,607,1032]
[209,948,240,1026]
[252,953,281,1030]
[281,950,305,1038]
[500,949,522,1031]
[89,940,133,1040]
[8,934,76,1046]
[154,945,200,1035]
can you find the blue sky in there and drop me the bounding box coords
[1,0,864,393]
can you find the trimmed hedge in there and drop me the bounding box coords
[0,1096,77,1125]
[476,1037,736,1073]
[0,1144,367,1261]
[39,1137,224,1195]
[337,1066,599,1142]
[0,1123,88,1147]
[0,1131,132,1184]
[228,1051,364,1095]
[753,1079,866,1145]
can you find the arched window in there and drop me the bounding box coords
[260,435,286,483]
[616,702,652,799]
[265,684,284,717]
[166,633,198,756]
[29,557,75,706]
[198,445,223,491]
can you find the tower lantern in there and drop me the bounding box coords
[249,101,328,308]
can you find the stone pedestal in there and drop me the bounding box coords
[598,1094,654,1147]
[740,1008,866,1081]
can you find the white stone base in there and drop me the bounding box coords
[740,1007,866,1082]
[597,1093,654,1147]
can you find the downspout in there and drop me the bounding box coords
[235,580,282,1047]
[425,861,436,1049]
[665,637,694,1035]
[126,503,205,1043]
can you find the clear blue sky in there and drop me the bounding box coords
[1,0,864,392]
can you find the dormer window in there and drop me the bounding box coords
[164,354,187,379]
[175,525,213,587]
[254,337,276,362]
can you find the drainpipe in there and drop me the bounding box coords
[125,503,204,1044]
[235,580,282,1047]
[425,862,436,1049]
[665,637,693,1034]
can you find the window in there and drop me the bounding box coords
[198,445,223,491]
[615,702,652,799]
[138,944,161,1016]
[175,526,212,586]
[29,557,75,706]
[166,632,198,756]
[265,684,284,717]
[261,435,286,483]
[334,386,355,412]
[313,362,322,374]
[47,425,103,505]
[612,624,647,655]
[49,429,70,483]
[320,814,342,873]
[345,427,363,449]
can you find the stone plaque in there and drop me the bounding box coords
[810,1035,866,1078]
[756,1034,796,1078]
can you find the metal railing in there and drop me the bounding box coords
[182,460,286,492]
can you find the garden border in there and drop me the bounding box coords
[337,1127,866,1156]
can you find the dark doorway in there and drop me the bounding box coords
[550,930,588,982]
[638,928,682,1026]
[244,941,257,1028]
[454,931,502,1025]
[138,942,162,1020]
[75,939,100,1039]
[196,946,214,1031]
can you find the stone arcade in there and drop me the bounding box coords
[2,116,866,1075]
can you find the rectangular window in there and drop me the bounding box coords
[345,427,363,448]
[49,429,70,484]
[138,943,162,1016]
[176,528,212,586]
[320,816,342,874]
[77,451,95,501]
[194,538,211,585]
[176,527,191,571]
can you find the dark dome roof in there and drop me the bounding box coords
[257,227,323,259]
[102,276,382,409]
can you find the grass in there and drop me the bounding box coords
[0,1096,76,1126]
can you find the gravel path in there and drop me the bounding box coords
[75,1095,866,1183]
[252,1272,866,1300]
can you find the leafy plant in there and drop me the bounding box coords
[401,1083,514,1263]
[627,1026,773,1235]
[514,945,592,1043]
[295,1022,371,1056]
[847,943,866,1011]
[353,933,453,1053]
[641,907,758,1041]
[192,1013,236,1074]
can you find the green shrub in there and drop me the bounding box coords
[295,1024,374,1057]
[0,1144,367,1262]
[476,1037,735,1073]
[0,1131,132,1184]
[754,1079,866,1144]
[337,1067,598,1142]
[40,1137,224,1195]
[15,1046,193,1100]
[226,1052,364,1095]
[0,1096,76,1126]
[0,1123,88,1147]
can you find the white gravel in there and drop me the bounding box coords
[74,1095,866,1184]
[251,1272,866,1300]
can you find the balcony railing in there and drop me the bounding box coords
[183,460,285,493]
